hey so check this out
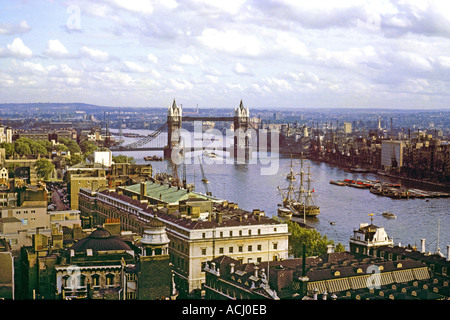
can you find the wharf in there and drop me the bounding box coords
[329,179,450,199]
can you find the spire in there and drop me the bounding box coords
[235,99,248,118]
[168,99,182,117]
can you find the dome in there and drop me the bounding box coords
[71,227,132,252]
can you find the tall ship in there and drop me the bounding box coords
[277,155,320,219]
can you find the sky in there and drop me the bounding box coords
[1,0,450,110]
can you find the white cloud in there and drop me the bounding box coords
[123,61,147,73]
[178,54,199,65]
[170,78,193,91]
[233,63,253,76]
[109,0,154,15]
[198,28,264,57]
[80,46,109,62]
[44,39,69,58]
[147,53,158,64]
[0,38,32,58]
[0,20,30,35]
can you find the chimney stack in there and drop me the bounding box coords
[421,239,426,253]
[254,266,259,278]
[230,263,235,274]
[140,181,147,198]
[327,245,335,254]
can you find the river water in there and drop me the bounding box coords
[111,129,450,253]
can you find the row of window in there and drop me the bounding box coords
[14,210,36,214]
[201,243,278,256]
[202,228,278,239]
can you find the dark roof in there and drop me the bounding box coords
[70,227,132,252]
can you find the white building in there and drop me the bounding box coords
[93,150,112,167]
[0,125,12,144]
[381,140,406,169]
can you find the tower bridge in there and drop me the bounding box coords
[110,100,255,161]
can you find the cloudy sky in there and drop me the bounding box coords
[1,0,450,109]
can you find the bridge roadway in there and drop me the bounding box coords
[182,116,234,122]
[109,146,234,152]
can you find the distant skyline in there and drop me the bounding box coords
[1,1,450,110]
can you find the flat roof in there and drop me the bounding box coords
[122,181,218,205]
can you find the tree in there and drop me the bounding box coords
[0,142,14,157]
[14,140,31,155]
[284,219,345,257]
[59,137,81,154]
[68,154,83,166]
[112,155,135,164]
[54,144,69,152]
[35,158,55,180]
[80,140,98,158]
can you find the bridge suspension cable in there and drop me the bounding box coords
[119,122,167,149]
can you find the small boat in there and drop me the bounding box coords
[330,180,347,186]
[277,207,293,219]
[144,155,163,161]
[382,212,397,219]
[203,150,217,158]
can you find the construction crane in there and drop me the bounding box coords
[198,156,211,196]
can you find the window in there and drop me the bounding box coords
[238,245,243,253]
[248,229,252,235]
[273,243,278,250]
[91,274,100,286]
[229,247,234,253]
[257,244,262,251]
[220,231,223,237]
[219,247,224,254]
[202,233,206,239]
[201,248,207,255]
[258,229,261,235]
[229,231,233,237]
[239,230,242,236]
[248,245,252,252]
[106,273,115,286]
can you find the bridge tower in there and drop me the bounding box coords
[233,100,252,161]
[165,99,182,159]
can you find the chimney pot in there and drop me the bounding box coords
[254,266,259,278]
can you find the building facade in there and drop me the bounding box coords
[77,184,290,297]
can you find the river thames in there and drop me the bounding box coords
[112,129,450,254]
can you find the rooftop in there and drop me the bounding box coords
[121,181,217,204]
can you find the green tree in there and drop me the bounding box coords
[112,155,135,164]
[59,137,81,154]
[35,158,55,180]
[0,142,14,157]
[14,140,31,155]
[68,154,83,166]
[284,219,344,257]
[54,144,69,152]
[80,140,98,158]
